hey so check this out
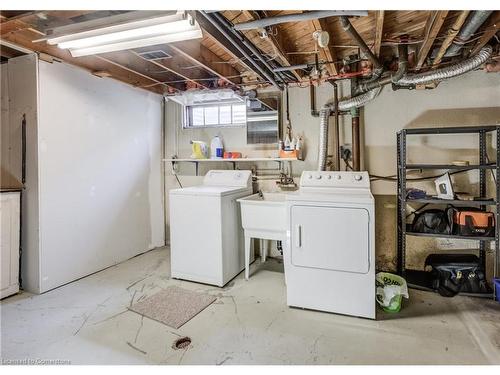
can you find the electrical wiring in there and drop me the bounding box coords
[175,174,183,188]
[341,159,480,182]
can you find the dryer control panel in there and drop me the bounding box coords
[299,171,370,189]
[203,170,252,187]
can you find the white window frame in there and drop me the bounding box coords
[183,100,247,129]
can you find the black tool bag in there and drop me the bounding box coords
[411,208,453,235]
[425,254,490,297]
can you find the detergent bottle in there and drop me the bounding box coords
[190,141,209,159]
[210,135,224,159]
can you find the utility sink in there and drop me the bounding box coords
[238,192,287,233]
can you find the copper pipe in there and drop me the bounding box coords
[352,116,360,171]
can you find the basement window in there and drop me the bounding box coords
[184,102,247,128]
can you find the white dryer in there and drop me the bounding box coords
[169,170,253,287]
[285,171,375,319]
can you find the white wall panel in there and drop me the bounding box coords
[30,60,163,292]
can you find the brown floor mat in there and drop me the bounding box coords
[129,286,216,329]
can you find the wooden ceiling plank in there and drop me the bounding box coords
[130,50,211,89]
[470,11,500,55]
[432,11,470,66]
[373,10,385,57]
[416,10,449,70]
[95,55,179,91]
[310,18,338,76]
[1,27,169,95]
[241,10,302,80]
[169,40,242,86]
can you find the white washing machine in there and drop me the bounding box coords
[169,170,253,287]
[285,171,375,319]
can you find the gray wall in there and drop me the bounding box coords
[164,70,500,270]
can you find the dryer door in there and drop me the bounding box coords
[290,205,370,274]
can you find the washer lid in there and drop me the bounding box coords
[169,185,251,197]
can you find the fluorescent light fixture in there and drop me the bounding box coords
[46,12,202,57]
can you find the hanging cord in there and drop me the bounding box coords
[341,158,478,182]
[175,174,183,188]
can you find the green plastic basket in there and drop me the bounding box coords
[376,272,409,313]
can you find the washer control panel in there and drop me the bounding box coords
[300,171,370,189]
[203,170,252,187]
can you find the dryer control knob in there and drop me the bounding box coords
[335,175,341,180]
[307,174,313,179]
[327,175,332,179]
[354,174,362,181]
[315,175,322,179]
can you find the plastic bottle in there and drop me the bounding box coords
[210,136,224,159]
[284,134,291,150]
[296,137,302,150]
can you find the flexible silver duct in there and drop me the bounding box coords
[398,45,492,86]
[444,11,493,57]
[316,44,492,170]
[338,87,382,111]
[356,44,408,94]
[317,107,331,171]
[317,87,382,170]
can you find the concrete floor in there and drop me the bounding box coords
[1,246,499,365]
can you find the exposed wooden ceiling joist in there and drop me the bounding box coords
[169,40,242,87]
[470,11,500,56]
[415,10,449,70]
[1,10,496,94]
[194,12,256,76]
[131,47,213,90]
[0,44,25,59]
[0,26,168,95]
[97,51,182,91]
[432,11,470,67]
[240,10,302,81]
[373,10,385,57]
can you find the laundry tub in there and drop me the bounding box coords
[238,192,287,279]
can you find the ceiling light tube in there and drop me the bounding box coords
[69,29,202,57]
[46,12,202,57]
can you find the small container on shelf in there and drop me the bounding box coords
[279,149,302,160]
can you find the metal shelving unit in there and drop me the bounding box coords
[397,126,499,298]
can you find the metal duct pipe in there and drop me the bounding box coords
[210,12,285,88]
[318,107,330,171]
[199,11,283,89]
[355,44,408,94]
[398,45,492,86]
[340,16,384,79]
[444,11,493,57]
[234,11,368,30]
[317,87,382,170]
[332,83,340,171]
[273,63,310,73]
[338,87,382,112]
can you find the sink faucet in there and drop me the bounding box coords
[276,173,297,190]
